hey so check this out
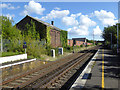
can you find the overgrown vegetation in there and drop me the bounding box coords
[46,26,51,46]
[87,39,94,44]
[1,15,94,60]
[102,23,120,52]
[1,16,46,58]
[2,52,24,57]
[60,30,68,48]
[2,16,24,52]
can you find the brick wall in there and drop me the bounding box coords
[74,41,84,46]
[50,29,61,48]
[16,15,62,48]
[87,43,92,46]
[16,16,46,40]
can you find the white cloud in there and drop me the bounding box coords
[93,10,118,26]
[62,16,79,26]
[62,13,81,26]
[67,26,89,36]
[41,9,70,20]
[0,3,8,8]
[54,7,61,10]
[67,14,96,36]
[0,3,20,9]
[20,1,45,16]
[93,26,102,36]
[71,13,81,18]
[79,15,96,27]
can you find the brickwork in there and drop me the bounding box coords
[16,15,62,48]
[67,39,73,46]
[74,40,84,46]
[87,43,92,46]
[50,29,61,48]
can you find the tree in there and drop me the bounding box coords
[102,24,120,47]
[102,25,117,44]
[1,16,23,52]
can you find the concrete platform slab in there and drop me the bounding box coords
[70,47,120,90]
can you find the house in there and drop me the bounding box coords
[16,15,67,48]
[75,40,84,46]
[67,39,73,46]
[87,43,92,46]
[72,38,87,46]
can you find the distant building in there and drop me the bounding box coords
[87,43,92,46]
[67,39,73,46]
[16,15,67,48]
[72,38,87,46]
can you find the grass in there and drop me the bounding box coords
[2,52,24,57]
[27,55,34,59]
[39,52,72,61]
[73,45,95,52]
[38,45,96,61]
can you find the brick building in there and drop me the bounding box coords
[87,43,92,46]
[67,39,73,46]
[68,38,93,46]
[16,15,66,48]
[72,38,87,46]
[75,41,84,46]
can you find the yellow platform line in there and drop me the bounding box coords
[102,49,104,89]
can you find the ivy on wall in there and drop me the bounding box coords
[46,26,51,46]
[60,30,68,47]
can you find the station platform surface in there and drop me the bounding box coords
[70,48,120,90]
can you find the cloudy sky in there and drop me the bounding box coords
[0,1,118,40]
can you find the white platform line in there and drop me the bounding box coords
[0,58,36,69]
[70,49,99,89]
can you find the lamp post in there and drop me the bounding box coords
[117,24,119,54]
[110,33,112,49]
[118,1,120,54]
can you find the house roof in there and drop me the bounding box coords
[72,38,86,42]
[25,15,61,31]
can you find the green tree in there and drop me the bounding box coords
[102,24,120,47]
[102,25,117,44]
[1,16,23,52]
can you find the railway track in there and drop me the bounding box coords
[40,51,93,88]
[1,46,98,89]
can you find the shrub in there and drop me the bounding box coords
[63,45,73,52]
[80,45,83,47]
[25,36,46,58]
[46,45,52,56]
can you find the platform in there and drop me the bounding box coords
[70,48,120,90]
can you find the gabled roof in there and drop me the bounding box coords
[25,15,61,31]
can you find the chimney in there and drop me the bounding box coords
[51,21,54,25]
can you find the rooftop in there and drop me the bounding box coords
[25,15,61,31]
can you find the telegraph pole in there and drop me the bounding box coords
[110,33,112,49]
[93,31,95,45]
[118,1,120,54]
[117,24,119,54]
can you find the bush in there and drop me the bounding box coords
[25,36,46,58]
[80,45,83,47]
[46,45,52,56]
[63,45,73,52]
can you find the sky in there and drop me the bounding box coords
[0,1,118,41]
